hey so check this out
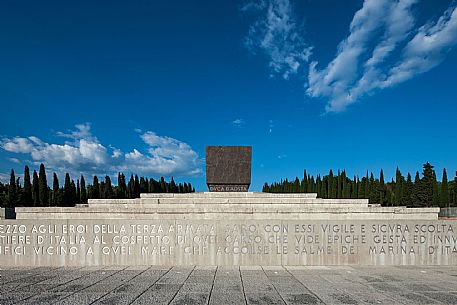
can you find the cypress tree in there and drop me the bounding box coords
[76,180,81,204]
[169,177,176,193]
[412,171,422,207]
[441,168,449,208]
[127,175,134,198]
[322,177,328,198]
[420,162,434,207]
[52,173,59,206]
[402,173,413,206]
[32,170,39,207]
[145,177,150,193]
[70,180,77,205]
[379,169,386,206]
[309,176,315,193]
[64,173,71,206]
[106,176,114,199]
[352,176,358,199]
[335,170,342,198]
[149,178,157,193]
[394,167,403,206]
[342,171,347,197]
[359,175,366,199]
[328,170,334,199]
[134,175,140,197]
[293,177,300,193]
[92,176,100,199]
[160,177,166,193]
[140,177,148,193]
[38,163,48,206]
[339,171,344,198]
[16,176,22,205]
[432,171,440,207]
[117,173,126,198]
[80,175,87,203]
[0,181,5,206]
[368,173,378,204]
[99,181,106,199]
[23,166,32,206]
[453,172,457,207]
[302,170,308,193]
[7,169,17,208]
[316,175,322,198]
[388,178,395,205]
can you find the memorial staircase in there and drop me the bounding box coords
[15,192,440,220]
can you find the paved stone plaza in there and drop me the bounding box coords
[1,266,457,305]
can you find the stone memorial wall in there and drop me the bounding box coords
[1,219,456,266]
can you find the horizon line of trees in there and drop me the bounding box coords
[0,163,195,208]
[263,162,457,208]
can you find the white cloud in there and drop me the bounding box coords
[110,146,122,158]
[243,0,312,79]
[0,171,24,184]
[306,0,457,112]
[1,124,202,179]
[125,149,144,160]
[348,0,417,104]
[8,158,21,164]
[56,123,96,142]
[2,137,34,153]
[243,0,457,112]
[382,5,457,87]
[232,118,245,127]
[0,172,9,183]
[307,0,395,112]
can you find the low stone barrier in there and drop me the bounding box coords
[439,207,457,218]
[0,208,15,219]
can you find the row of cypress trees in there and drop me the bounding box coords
[263,162,457,208]
[0,164,195,208]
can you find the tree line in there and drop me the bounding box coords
[263,162,457,208]
[0,163,195,208]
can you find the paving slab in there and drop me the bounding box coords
[210,266,246,305]
[130,284,182,305]
[2,266,457,305]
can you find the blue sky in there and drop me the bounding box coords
[1,0,457,191]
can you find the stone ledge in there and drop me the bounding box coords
[16,205,438,214]
[87,198,141,204]
[88,197,368,205]
[15,205,439,220]
[14,212,438,220]
[152,198,369,205]
[139,192,319,198]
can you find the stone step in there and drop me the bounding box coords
[15,211,438,220]
[15,206,439,220]
[139,192,319,199]
[88,198,369,205]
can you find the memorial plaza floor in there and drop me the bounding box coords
[1,266,457,305]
